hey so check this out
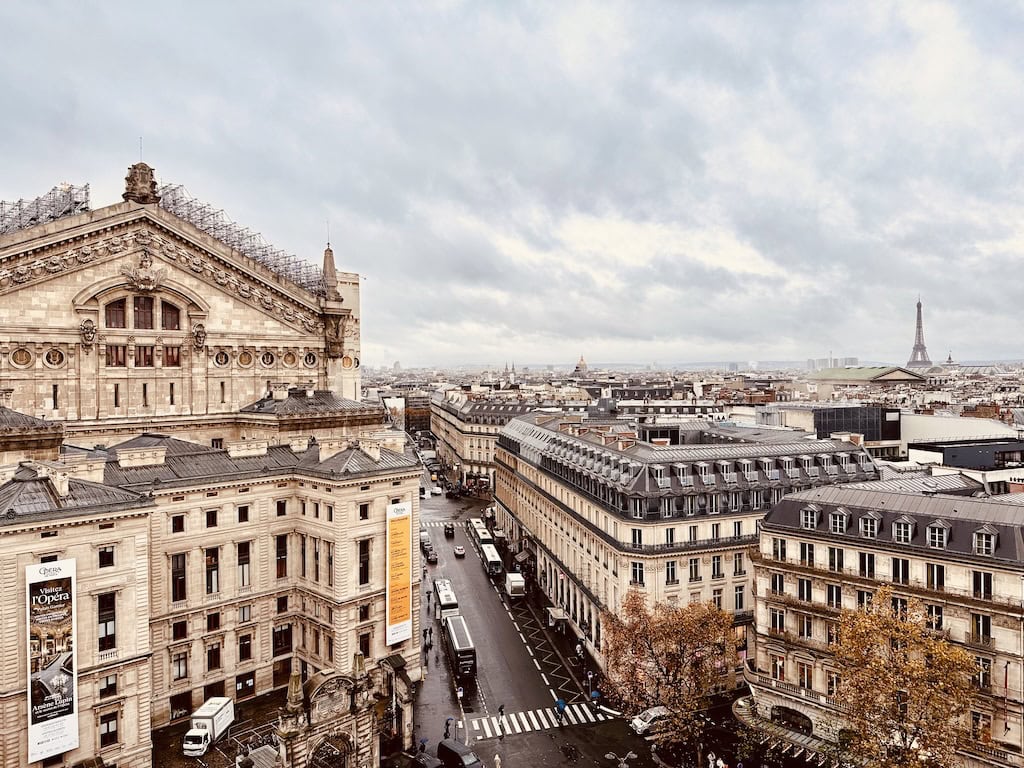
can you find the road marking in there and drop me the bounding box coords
[549,689,557,700]
[539,673,547,685]
[563,706,579,725]
[517,632,526,643]
[481,719,492,738]
[527,710,541,730]
[472,720,480,730]
[518,713,532,732]
[533,659,541,670]
[574,703,596,723]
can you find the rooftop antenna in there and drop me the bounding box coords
[326,219,330,248]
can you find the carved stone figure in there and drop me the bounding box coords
[191,323,207,350]
[79,318,96,347]
[122,162,162,204]
[120,250,166,292]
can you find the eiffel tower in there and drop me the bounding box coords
[906,297,933,368]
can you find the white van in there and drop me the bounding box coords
[630,705,669,735]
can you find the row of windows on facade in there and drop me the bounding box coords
[766,579,997,642]
[169,536,372,601]
[630,553,746,586]
[105,297,181,330]
[799,507,997,554]
[770,544,1001,599]
[771,538,1001,583]
[169,499,374,533]
[629,519,749,547]
[766,605,998,690]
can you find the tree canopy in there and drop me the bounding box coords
[602,590,737,751]
[833,585,975,768]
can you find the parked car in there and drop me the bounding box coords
[426,549,438,564]
[432,486,443,496]
[443,523,455,538]
[453,545,466,558]
[436,739,483,768]
[420,535,432,553]
[414,754,443,768]
[630,705,670,735]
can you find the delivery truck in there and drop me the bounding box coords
[182,696,234,757]
[504,572,526,600]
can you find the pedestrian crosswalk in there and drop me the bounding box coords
[464,703,609,740]
[421,521,453,528]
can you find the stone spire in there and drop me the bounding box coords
[123,162,161,204]
[323,243,340,301]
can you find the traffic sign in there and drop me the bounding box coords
[457,687,464,699]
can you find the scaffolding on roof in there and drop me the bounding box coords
[157,183,325,296]
[0,183,90,236]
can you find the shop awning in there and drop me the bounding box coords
[514,550,532,564]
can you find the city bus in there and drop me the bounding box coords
[433,578,460,619]
[480,543,503,577]
[442,614,477,679]
[469,519,493,546]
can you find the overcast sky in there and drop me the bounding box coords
[3,1,1023,368]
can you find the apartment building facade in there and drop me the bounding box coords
[0,432,423,768]
[749,485,1024,768]
[493,413,877,670]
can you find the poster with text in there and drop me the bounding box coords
[27,559,79,763]
[386,502,412,645]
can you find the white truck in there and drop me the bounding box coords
[183,696,234,757]
[504,572,526,600]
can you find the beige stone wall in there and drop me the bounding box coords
[0,510,153,768]
[145,461,423,729]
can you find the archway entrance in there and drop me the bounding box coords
[771,705,813,736]
[310,735,352,768]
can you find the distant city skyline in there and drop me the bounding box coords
[5,3,1024,367]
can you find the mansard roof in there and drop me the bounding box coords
[765,484,1024,564]
[0,463,150,524]
[240,389,382,416]
[0,405,63,432]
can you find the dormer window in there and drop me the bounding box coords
[892,517,914,544]
[974,527,998,556]
[860,513,880,539]
[830,509,849,535]
[927,522,950,549]
[800,506,820,530]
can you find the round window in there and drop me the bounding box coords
[238,351,254,367]
[303,352,318,367]
[10,348,32,367]
[44,348,65,367]
[283,351,297,367]
[261,351,276,367]
[214,350,230,366]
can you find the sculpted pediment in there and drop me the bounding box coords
[0,207,332,334]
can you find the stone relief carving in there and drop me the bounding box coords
[79,319,96,348]
[120,250,166,292]
[123,163,162,205]
[0,227,325,333]
[191,323,207,350]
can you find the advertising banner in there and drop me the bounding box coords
[26,559,79,763]
[385,502,412,645]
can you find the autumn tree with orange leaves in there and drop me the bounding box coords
[602,590,736,763]
[832,585,975,768]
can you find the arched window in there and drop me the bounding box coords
[105,299,126,328]
[134,296,154,329]
[161,301,181,330]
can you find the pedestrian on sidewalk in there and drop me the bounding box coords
[494,754,501,768]
[428,627,433,640]
[423,628,428,642]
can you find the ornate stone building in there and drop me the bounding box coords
[0,167,421,768]
[0,163,362,445]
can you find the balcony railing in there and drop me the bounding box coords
[965,631,996,650]
[742,659,846,712]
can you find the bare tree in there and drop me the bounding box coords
[833,585,975,768]
[602,590,737,764]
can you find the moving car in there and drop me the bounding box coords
[432,486,443,496]
[436,739,483,768]
[453,545,466,558]
[630,705,670,735]
[443,523,455,538]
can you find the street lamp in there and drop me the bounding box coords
[587,670,594,698]
[605,751,637,768]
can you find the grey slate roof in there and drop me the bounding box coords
[0,405,62,432]
[103,434,417,490]
[240,389,383,415]
[843,473,983,495]
[0,464,149,523]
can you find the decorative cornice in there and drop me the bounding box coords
[0,219,325,334]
